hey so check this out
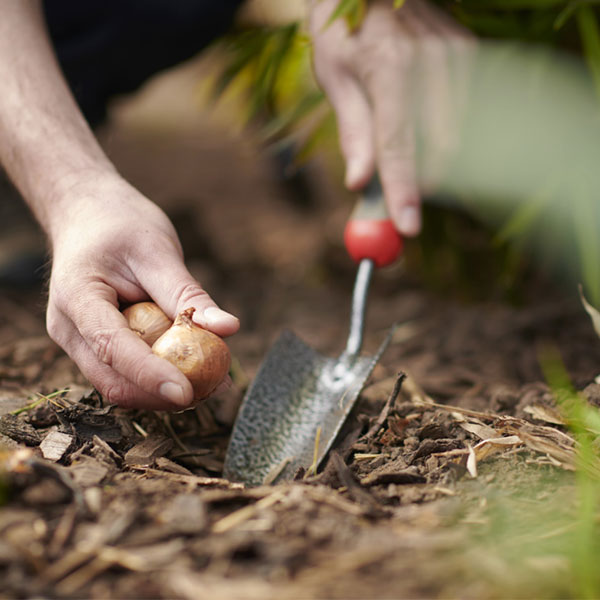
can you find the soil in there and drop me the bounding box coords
[1,81,600,599]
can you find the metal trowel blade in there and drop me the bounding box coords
[223,327,393,487]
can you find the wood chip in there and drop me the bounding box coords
[0,414,41,446]
[124,435,173,466]
[91,435,121,463]
[40,430,74,462]
[157,494,207,534]
[361,468,426,487]
[361,372,406,443]
[154,456,193,475]
[128,466,243,489]
[330,452,384,514]
[212,489,285,533]
[68,456,110,487]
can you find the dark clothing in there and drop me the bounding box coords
[43,0,244,126]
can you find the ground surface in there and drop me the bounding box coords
[1,76,600,599]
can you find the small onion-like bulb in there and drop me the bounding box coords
[152,307,231,400]
[123,302,173,346]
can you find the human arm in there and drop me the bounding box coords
[0,0,239,410]
[308,0,472,237]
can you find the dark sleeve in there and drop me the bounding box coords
[43,0,245,127]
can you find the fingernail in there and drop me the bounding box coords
[199,306,239,327]
[345,160,363,188]
[398,206,421,236]
[159,382,185,406]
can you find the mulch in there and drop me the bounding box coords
[1,120,600,599]
[1,274,599,599]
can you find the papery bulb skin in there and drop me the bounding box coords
[152,307,231,400]
[123,302,172,346]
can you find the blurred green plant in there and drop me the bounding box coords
[208,1,600,302]
[442,344,600,599]
[538,344,600,599]
[325,0,406,30]
[208,21,333,164]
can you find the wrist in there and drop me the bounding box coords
[40,165,123,245]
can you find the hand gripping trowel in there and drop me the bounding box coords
[223,176,403,487]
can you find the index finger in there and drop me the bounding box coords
[69,282,195,407]
[369,48,421,236]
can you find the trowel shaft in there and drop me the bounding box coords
[342,176,403,358]
[344,258,374,358]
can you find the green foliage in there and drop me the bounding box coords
[325,0,368,31]
[213,23,302,122]
[209,22,334,163]
[538,345,600,598]
[209,2,600,301]
[446,347,600,599]
[577,5,600,99]
[324,0,406,31]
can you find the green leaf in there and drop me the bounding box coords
[572,176,600,306]
[393,0,406,8]
[260,90,325,141]
[325,0,367,31]
[247,25,298,117]
[293,111,337,166]
[458,0,569,9]
[538,344,576,397]
[213,24,302,124]
[579,284,600,341]
[554,2,581,30]
[494,182,555,244]
[576,5,600,101]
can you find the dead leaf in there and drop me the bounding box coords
[523,403,566,426]
[466,445,477,478]
[460,421,499,440]
[579,284,600,340]
[473,435,523,462]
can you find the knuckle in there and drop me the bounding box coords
[100,382,127,406]
[125,230,182,269]
[394,38,416,64]
[175,281,211,310]
[94,364,149,409]
[130,354,157,391]
[358,39,414,89]
[378,133,415,160]
[88,327,120,367]
[340,123,366,150]
[46,307,62,343]
[385,37,415,66]
[48,279,70,312]
[450,35,476,55]
[420,34,445,56]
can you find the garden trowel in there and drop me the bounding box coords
[223,176,403,487]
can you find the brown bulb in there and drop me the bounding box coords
[123,302,173,346]
[152,307,231,400]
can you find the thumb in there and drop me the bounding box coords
[137,255,239,337]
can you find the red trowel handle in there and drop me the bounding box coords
[343,176,403,268]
